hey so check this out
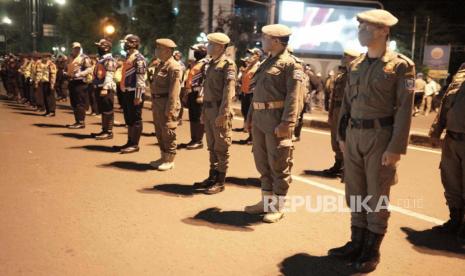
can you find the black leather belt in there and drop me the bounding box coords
[447,130,465,141]
[350,116,394,129]
[204,100,222,108]
[333,101,342,108]
[152,93,169,99]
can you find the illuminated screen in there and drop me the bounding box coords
[278,1,374,56]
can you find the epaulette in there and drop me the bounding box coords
[397,53,415,67]
[290,55,304,64]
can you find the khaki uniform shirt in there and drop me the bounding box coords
[328,71,348,120]
[430,66,465,137]
[202,54,237,117]
[248,49,303,125]
[151,56,183,117]
[338,50,416,154]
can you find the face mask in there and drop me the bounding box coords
[97,48,106,56]
[123,43,130,51]
[261,38,270,52]
[194,50,206,61]
[207,44,214,56]
[154,49,160,59]
[358,28,375,46]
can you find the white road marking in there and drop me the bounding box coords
[292,175,445,225]
[230,116,445,225]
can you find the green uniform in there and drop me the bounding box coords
[338,50,415,234]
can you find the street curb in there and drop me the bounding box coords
[142,97,439,149]
[232,106,439,149]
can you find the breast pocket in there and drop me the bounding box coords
[155,70,169,88]
[372,72,396,93]
[265,66,283,88]
[347,73,360,102]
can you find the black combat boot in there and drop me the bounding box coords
[432,207,463,234]
[353,230,385,273]
[193,169,217,189]
[328,226,366,261]
[458,219,465,245]
[95,113,114,140]
[322,158,343,177]
[187,122,204,150]
[68,121,85,129]
[204,172,226,195]
[121,121,142,154]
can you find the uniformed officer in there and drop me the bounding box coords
[192,32,236,194]
[114,34,147,154]
[91,39,117,140]
[34,53,57,117]
[180,43,209,150]
[429,62,465,244]
[321,49,360,177]
[149,38,182,171]
[292,46,309,142]
[239,48,262,144]
[5,55,21,102]
[243,24,303,223]
[29,52,41,110]
[66,42,93,129]
[328,10,415,273]
[55,54,68,102]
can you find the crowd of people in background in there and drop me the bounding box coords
[1,8,465,273]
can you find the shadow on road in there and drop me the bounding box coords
[56,105,73,111]
[225,176,261,189]
[231,140,252,146]
[100,161,154,172]
[6,105,32,111]
[33,123,67,128]
[138,184,203,198]
[53,132,94,140]
[278,253,359,276]
[302,170,340,179]
[400,227,465,259]
[13,111,44,117]
[69,145,119,153]
[141,132,156,137]
[182,207,262,232]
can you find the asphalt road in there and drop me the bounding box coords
[0,96,464,276]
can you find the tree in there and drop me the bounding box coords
[132,0,175,56]
[56,0,121,54]
[173,0,203,57]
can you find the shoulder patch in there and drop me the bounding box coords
[293,69,303,81]
[405,79,415,91]
[226,65,236,81]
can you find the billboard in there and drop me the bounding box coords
[423,45,451,79]
[278,0,379,56]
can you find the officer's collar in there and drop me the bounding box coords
[127,49,139,58]
[380,50,397,63]
[211,54,225,64]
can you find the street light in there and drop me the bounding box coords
[104,24,115,36]
[2,17,12,25]
[389,40,397,51]
[54,0,66,5]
